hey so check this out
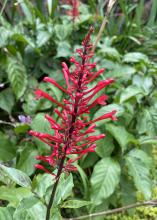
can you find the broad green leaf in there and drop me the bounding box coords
[106,124,136,152]
[14,123,30,134]
[81,152,99,169]
[31,113,52,153]
[123,52,149,63]
[36,30,51,47]
[61,200,91,208]
[33,173,55,198]
[120,85,144,103]
[15,202,46,219]
[7,55,28,99]
[0,186,31,206]
[0,132,16,161]
[31,113,51,133]
[27,202,46,220]
[56,41,71,58]
[16,144,38,176]
[96,133,115,158]
[14,196,39,215]
[91,158,121,204]
[93,104,124,126]
[99,45,120,60]
[106,65,136,79]
[120,175,136,206]
[0,207,15,220]
[50,208,62,220]
[125,149,152,199]
[52,174,74,205]
[0,164,31,188]
[0,88,15,113]
[137,109,157,136]
[55,24,72,41]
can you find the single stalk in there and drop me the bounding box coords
[45,44,87,220]
[91,0,116,53]
[63,199,157,220]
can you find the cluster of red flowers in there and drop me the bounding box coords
[63,0,80,21]
[29,27,116,176]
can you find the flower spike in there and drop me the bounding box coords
[29,27,117,174]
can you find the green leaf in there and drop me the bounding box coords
[31,113,52,153]
[120,85,144,103]
[0,164,31,188]
[56,41,71,58]
[81,152,99,169]
[16,144,38,176]
[120,175,136,206]
[106,124,136,152]
[96,133,115,158]
[0,132,16,161]
[27,202,46,220]
[137,109,157,136]
[61,200,91,208]
[0,88,15,113]
[106,65,136,79]
[50,208,62,220]
[6,55,28,99]
[33,173,55,198]
[15,196,39,215]
[55,24,72,41]
[53,174,74,205]
[125,149,152,199]
[0,207,15,220]
[93,104,124,126]
[0,186,31,206]
[14,123,30,134]
[123,52,149,63]
[37,30,51,48]
[91,158,121,204]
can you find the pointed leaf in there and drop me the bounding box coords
[0,88,15,113]
[125,149,152,199]
[91,158,121,204]
[7,55,28,99]
[0,164,31,188]
[120,85,144,103]
[106,124,136,152]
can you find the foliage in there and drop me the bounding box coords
[0,0,157,219]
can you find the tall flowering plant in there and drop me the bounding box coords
[29,27,116,220]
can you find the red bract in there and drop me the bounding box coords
[29,27,117,176]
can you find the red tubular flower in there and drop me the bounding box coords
[29,27,117,176]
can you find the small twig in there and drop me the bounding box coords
[91,0,116,53]
[0,0,8,17]
[63,199,157,220]
[0,120,15,127]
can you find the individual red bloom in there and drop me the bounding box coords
[29,27,117,176]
